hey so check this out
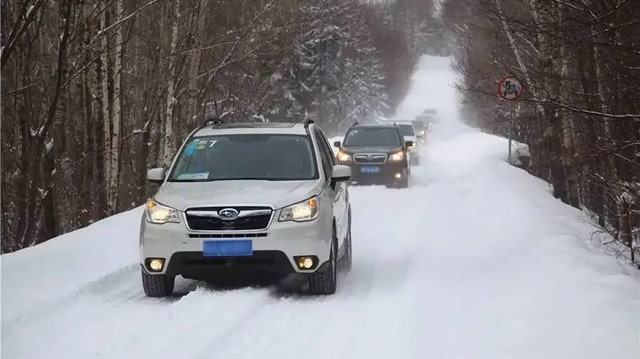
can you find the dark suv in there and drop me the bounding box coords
[333,123,413,188]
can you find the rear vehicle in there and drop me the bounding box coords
[139,119,353,296]
[417,109,440,131]
[333,123,413,188]
[395,121,420,166]
[411,120,427,143]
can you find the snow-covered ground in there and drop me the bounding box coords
[2,56,639,359]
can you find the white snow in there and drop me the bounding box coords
[2,55,639,359]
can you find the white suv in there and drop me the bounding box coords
[140,119,353,296]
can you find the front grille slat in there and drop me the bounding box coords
[186,206,272,231]
[188,233,268,239]
[353,153,387,164]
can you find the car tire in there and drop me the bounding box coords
[309,228,338,295]
[340,211,353,272]
[142,268,175,297]
[399,169,409,188]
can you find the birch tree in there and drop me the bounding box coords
[2,0,416,252]
[442,0,640,266]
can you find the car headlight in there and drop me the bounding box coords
[279,197,318,222]
[145,200,180,224]
[389,151,404,161]
[337,151,351,162]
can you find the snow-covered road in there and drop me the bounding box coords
[2,56,638,359]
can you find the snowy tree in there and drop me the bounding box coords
[441,0,640,266]
[1,0,414,251]
[259,1,389,133]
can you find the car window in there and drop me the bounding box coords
[317,129,336,166]
[313,130,331,181]
[397,124,415,136]
[168,134,318,181]
[343,128,402,147]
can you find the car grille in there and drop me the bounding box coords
[188,233,268,239]
[185,206,272,231]
[353,153,387,164]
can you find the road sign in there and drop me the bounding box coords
[497,76,524,165]
[498,76,524,100]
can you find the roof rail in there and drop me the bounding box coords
[303,118,314,128]
[201,114,224,129]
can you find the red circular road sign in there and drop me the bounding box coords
[498,76,524,100]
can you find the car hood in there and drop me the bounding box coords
[341,146,401,154]
[154,180,320,211]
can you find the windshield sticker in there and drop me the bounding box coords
[176,172,209,180]
[184,141,198,156]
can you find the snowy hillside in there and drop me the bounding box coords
[2,56,638,359]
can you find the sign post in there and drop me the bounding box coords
[497,76,524,164]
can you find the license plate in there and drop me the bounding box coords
[203,240,253,257]
[361,166,380,174]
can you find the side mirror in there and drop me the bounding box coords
[147,167,166,185]
[333,140,341,147]
[405,140,414,148]
[331,164,351,183]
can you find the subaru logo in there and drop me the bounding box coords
[218,208,239,220]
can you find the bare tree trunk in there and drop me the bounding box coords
[101,3,113,212]
[590,19,618,228]
[163,0,181,166]
[109,0,124,214]
[557,2,578,206]
[617,195,633,261]
[188,0,207,126]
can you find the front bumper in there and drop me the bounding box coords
[139,212,332,278]
[339,161,407,185]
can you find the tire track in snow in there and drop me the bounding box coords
[5,146,436,359]
[105,286,275,358]
[185,169,435,358]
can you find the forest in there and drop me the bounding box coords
[2,0,638,268]
[442,0,640,266]
[1,0,446,252]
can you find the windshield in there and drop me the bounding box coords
[412,121,425,131]
[168,134,318,181]
[397,124,415,136]
[343,128,402,147]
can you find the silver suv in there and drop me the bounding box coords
[139,119,353,296]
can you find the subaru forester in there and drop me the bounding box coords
[140,119,353,296]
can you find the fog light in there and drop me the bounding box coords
[395,173,402,179]
[295,256,317,270]
[148,258,164,272]
[302,257,314,269]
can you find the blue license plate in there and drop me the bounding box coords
[203,240,253,257]
[361,166,380,174]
